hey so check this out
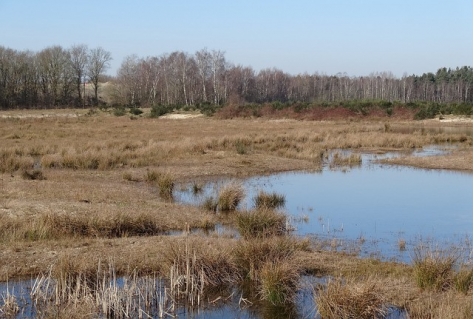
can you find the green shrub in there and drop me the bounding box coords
[129,107,143,115]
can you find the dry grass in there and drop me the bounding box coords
[0,110,471,317]
[412,245,457,291]
[235,209,287,239]
[315,277,388,319]
[217,182,245,212]
[252,190,286,210]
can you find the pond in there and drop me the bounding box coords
[177,147,473,263]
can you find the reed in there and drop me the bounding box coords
[315,277,388,319]
[0,288,19,318]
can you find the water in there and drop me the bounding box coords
[177,147,473,262]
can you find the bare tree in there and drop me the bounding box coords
[87,47,112,106]
[69,44,89,107]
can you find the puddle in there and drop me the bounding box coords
[0,276,408,319]
[176,146,473,263]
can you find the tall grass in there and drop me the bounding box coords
[258,260,299,305]
[412,245,457,291]
[145,170,175,199]
[0,211,164,242]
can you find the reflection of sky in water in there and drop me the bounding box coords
[177,148,472,262]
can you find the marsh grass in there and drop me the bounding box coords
[0,211,164,242]
[217,182,244,212]
[235,209,287,239]
[145,170,174,199]
[258,260,299,305]
[412,245,457,291]
[315,277,388,319]
[234,236,305,281]
[453,266,473,294]
[201,196,218,212]
[252,190,286,210]
[161,236,240,306]
[329,151,362,168]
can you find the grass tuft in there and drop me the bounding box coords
[236,209,287,239]
[252,190,286,210]
[145,170,174,199]
[412,245,456,291]
[258,260,299,305]
[315,277,388,319]
[217,182,244,212]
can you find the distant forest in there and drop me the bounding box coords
[0,45,472,118]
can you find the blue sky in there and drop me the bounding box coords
[0,1,472,77]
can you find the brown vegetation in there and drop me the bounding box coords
[0,109,472,318]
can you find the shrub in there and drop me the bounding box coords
[150,104,172,117]
[252,190,285,210]
[112,106,126,116]
[129,107,143,116]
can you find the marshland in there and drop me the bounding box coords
[0,108,472,318]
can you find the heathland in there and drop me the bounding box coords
[0,108,472,318]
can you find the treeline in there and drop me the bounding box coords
[0,44,111,108]
[0,45,472,115]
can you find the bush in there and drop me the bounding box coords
[150,104,172,117]
[113,106,126,116]
[129,107,143,116]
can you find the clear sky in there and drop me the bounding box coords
[0,1,472,77]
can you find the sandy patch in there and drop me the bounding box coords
[160,113,204,119]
